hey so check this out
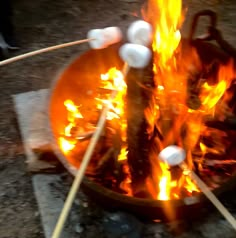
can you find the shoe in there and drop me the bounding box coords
[2,32,20,50]
[0,33,9,59]
[5,37,20,50]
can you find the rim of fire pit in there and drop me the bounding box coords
[47,42,236,221]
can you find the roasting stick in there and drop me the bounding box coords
[0,39,92,66]
[159,146,236,231]
[51,78,120,238]
[51,42,152,238]
[51,90,117,238]
[0,26,122,67]
[181,163,236,230]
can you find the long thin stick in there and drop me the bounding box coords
[0,38,93,66]
[51,63,129,238]
[181,163,236,230]
[51,104,110,238]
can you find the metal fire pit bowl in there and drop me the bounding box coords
[48,41,236,221]
[48,11,236,220]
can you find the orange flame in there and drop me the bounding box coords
[157,162,171,200]
[64,99,83,137]
[200,61,234,113]
[143,0,183,69]
[118,147,128,161]
[144,0,234,201]
[60,68,128,161]
[157,160,199,201]
[58,100,84,153]
[59,137,76,154]
[144,0,187,200]
[201,81,228,110]
[98,67,126,121]
[184,176,199,194]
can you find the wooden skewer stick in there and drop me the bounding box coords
[51,63,129,238]
[180,162,236,230]
[0,38,93,66]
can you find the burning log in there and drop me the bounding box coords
[205,117,236,131]
[126,60,156,197]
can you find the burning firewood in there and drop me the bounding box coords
[126,60,156,197]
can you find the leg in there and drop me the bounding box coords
[0,0,19,50]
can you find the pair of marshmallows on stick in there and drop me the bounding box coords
[87,20,153,68]
[120,20,153,68]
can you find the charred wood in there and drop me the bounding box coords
[126,60,156,198]
[205,116,236,130]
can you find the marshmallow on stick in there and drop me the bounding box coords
[158,145,185,166]
[119,43,152,68]
[127,20,153,46]
[0,27,123,66]
[158,145,236,230]
[87,27,122,49]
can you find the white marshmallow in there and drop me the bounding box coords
[119,43,151,68]
[127,20,152,46]
[87,27,123,49]
[87,29,107,49]
[103,27,123,45]
[158,145,186,166]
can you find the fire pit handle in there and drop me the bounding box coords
[189,10,236,59]
[189,10,217,42]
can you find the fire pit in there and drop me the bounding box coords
[48,5,236,221]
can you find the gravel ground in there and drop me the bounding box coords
[0,0,236,237]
